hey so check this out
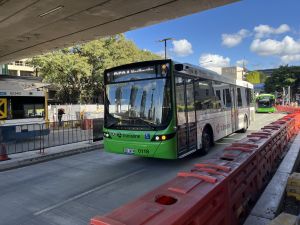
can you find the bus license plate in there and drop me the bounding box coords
[124,148,135,155]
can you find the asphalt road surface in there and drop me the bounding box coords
[0,113,285,225]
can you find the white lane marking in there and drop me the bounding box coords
[215,142,230,145]
[34,169,145,216]
[222,137,242,140]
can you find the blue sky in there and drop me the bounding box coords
[126,0,300,72]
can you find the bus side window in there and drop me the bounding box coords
[212,81,223,109]
[225,89,232,108]
[246,88,251,107]
[237,88,242,107]
[195,79,219,111]
[223,90,226,106]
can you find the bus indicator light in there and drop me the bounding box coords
[161,135,166,141]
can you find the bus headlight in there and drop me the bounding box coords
[103,132,111,138]
[151,133,175,141]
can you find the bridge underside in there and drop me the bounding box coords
[0,0,237,63]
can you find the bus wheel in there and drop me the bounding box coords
[241,116,248,133]
[201,128,212,154]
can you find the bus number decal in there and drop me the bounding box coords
[138,149,149,154]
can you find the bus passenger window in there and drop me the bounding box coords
[223,90,226,106]
[225,89,232,108]
[194,79,220,111]
[237,88,242,107]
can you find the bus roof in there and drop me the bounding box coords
[105,60,253,89]
[176,62,253,89]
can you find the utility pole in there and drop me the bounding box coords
[158,38,174,59]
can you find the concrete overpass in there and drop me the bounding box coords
[0,0,238,63]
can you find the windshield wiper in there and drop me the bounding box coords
[105,120,119,128]
[129,117,156,130]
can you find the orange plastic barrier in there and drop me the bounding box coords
[90,114,297,225]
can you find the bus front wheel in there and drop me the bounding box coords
[201,128,212,154]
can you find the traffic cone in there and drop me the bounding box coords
[0,143,10,161]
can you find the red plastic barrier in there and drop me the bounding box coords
[90,114,297,225]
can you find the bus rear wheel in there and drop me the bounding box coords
[240,116,248,133]
[201,128,212,155]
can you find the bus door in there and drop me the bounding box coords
[230,86,238,132]
[185,79,197,151]
[175,76,197,156]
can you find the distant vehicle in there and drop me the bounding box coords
[256,94,276,113]
[0,76,49,141]
[103,60,254,159]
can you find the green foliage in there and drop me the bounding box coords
[245,71,266,84]
[264,65,300,95]
[31,34,161,103]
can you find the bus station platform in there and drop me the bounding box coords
[0,140,102,172]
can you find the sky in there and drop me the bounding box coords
[125,0,300,73]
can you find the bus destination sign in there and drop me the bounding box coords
[107,66,156,83]
[112,66,155,76]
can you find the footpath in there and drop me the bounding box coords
[0,140,103,172]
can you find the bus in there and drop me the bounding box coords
[103,60,254,159]
[256,94,276,113]
[0,76,49,141]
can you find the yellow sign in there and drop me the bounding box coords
[0,98,7,119]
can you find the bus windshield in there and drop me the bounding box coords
[257,96,274,108]
[105,78,171,130]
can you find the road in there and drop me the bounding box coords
[0,113,284,225]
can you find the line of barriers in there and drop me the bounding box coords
[0,119,103,158]
[90,113,300,225]
[276,105,300,114]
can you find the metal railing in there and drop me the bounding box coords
[0,119,103,155]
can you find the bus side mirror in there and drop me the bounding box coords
[174,64,184,71]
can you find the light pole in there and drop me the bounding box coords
[158,38,174,59]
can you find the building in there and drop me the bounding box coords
[7,59,35,76]
[221,66,245,81]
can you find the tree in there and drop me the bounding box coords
[31,34,161,103]
[31,52,92,103]
[264,65,300,97]
[245,71,266,84]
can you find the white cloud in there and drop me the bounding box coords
[222,29,250,48]
[281,54,300,64]
[250,36,300,56]
[199,53,230,73]
[171,39,193,57]
[236,59,248,67]
[254,24,290,38]
[250,36,300,63]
